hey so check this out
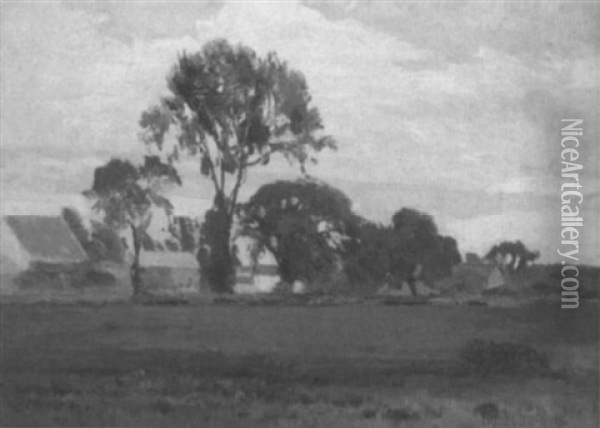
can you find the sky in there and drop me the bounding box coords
[1,0,599,264]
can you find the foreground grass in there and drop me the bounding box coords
[0,301,598,427]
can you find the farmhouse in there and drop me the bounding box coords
[0,215,87,293]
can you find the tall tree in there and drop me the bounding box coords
[238,179,356,285]
[139,39,335,293]
[85,156,181,296]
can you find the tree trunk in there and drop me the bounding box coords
[130,224,142,297]
[206,194,234,294]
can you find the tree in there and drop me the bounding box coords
[139,39,335,293]
[89,220,125,263]
[344,209,461,295]
[343,219,395,292]
[85,156,181,296]
[388,208,441,295]
[485,240,539,273]
[238,179,356,285]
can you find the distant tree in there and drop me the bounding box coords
[343,209,461,295]
[139,39,335,293]
[388,208,441,295]
[238,179,356,285]
[485,241,539,273]
[465,252,482,264]
[420,235,461,285]
[85,156,181,296]
[89,220,125,263]
[343,219,395,291]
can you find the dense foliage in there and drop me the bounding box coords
[485,240,539,273]
[238,179,356,285]
[139,39,335,293]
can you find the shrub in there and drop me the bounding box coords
[459,339,550,376]
[90,221,125,263]
[83,269,117,287]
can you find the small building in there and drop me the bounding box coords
[436,262,506,294]
[0,215,87,293]
[138,250,202,295]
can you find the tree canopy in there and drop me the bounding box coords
[139,39,335,292]
[238,179,356,285]
[485,240,539,273]
[344,208,461,294]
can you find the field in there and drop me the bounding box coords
[0,300,598,427]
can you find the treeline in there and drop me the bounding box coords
[79,38,487,296]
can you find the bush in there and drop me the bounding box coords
[459,339,550,376]
[83,269,117,287]
[91,222,125,263]
[15,268,67,289]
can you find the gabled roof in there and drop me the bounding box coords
[3,215,87,264]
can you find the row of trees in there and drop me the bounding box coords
[81,38,527,296]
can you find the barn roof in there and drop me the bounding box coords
[3,215,87,264]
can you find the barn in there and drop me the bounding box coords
[0,215,87,293]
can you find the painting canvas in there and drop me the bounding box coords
[1,1,598,427]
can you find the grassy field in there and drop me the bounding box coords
[0,300,598,427]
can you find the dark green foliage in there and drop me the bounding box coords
[140,39,335,292]
[465,252,482,264]
[83,239,109,262]
[474,402,499,424]
[344,220,394,291]
[344,209,461,293]
[86,156,179,296]
[141,230,156,251]
[485,240,539,273]
[90,221,125,263]
[391,208,461,289]
[238,179,356,285]
[15,263,117,289]
[164,239,180,252]
[460,339,550,376]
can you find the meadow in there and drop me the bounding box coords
[0,300,598,427]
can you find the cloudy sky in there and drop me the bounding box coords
[1,0,598,263]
